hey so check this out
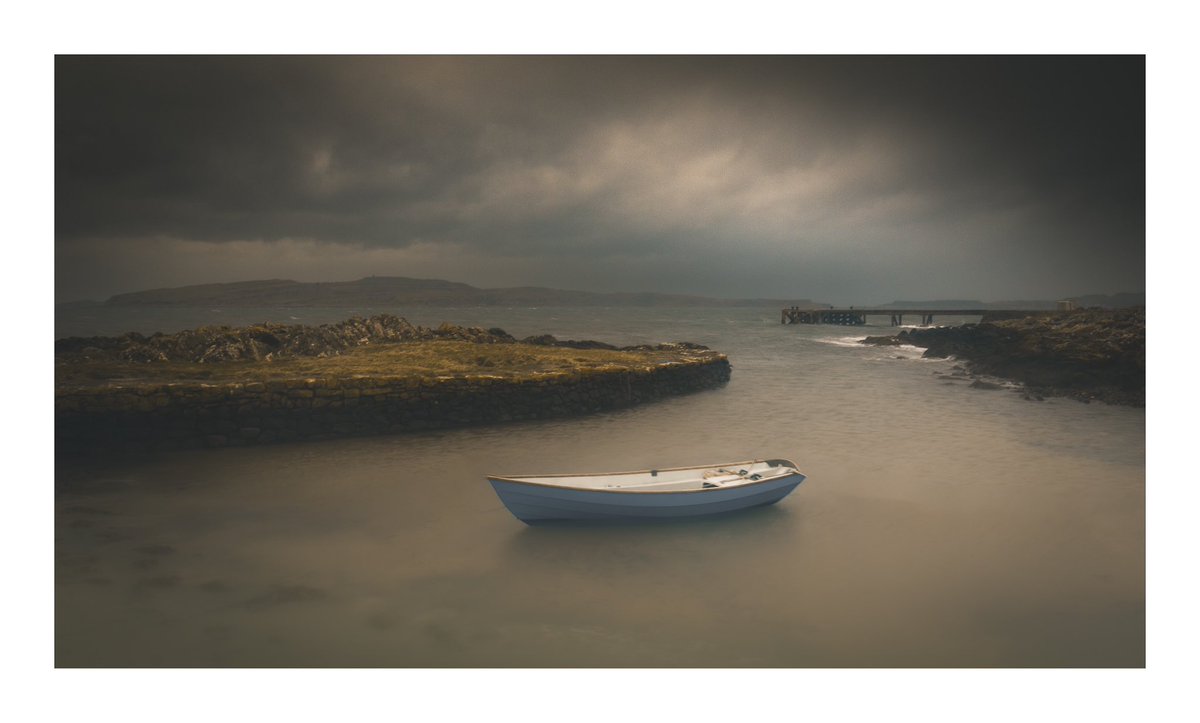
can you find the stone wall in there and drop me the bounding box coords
[56,356,731,454]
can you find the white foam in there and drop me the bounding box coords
[884,344,931,360]
[813,334,950,362]
[814,335,871,348]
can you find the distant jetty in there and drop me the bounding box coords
[860,308,1144,406]
[781,307,1047,326]
[56,315,732,453]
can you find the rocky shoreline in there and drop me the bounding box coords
[56,315,732,454]
[861,308,1144,406]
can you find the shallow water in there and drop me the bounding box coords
[55,307,1144,666]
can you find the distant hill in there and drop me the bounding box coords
[876,292,1144,310]
[876,299,1057,310]
[79,277,1147,310]
[1066,292,1145,309]
[101,276,811,308]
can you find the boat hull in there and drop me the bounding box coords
[488,472,805,524]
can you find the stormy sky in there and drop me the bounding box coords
[55,56,1144,304]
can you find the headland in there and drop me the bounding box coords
[861,307,1144,406]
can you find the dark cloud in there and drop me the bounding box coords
[55,56,1144,302]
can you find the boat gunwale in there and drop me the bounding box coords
[486,458,802,496]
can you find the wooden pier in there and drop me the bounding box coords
[780,308,1017,326]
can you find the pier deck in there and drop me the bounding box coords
[780,308,1035,326]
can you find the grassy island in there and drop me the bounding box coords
[56,339,714,387]
[56,315,732,453]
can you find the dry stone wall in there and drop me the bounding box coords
[56,356,731,454]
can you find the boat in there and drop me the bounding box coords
[487,458,806,524]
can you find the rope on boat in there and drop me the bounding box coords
[703,467,749,479]
[702,467,765,481]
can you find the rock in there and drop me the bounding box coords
[970,379,1003,390]
[520,334,619,350]
[860,335,907,346]
[55,314,522,365]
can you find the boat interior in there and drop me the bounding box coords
[496,459,800,492]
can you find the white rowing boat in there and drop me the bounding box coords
[487,458,805,524]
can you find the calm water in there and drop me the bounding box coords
[55,306,1145,666]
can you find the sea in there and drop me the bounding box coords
[54,305,1145,667]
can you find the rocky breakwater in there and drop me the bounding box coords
[861,308,1144,406]
[56,315,732,454]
